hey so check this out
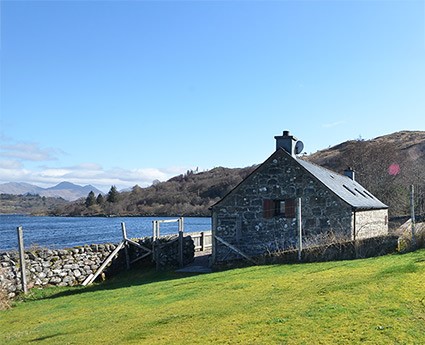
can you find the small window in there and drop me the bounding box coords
[263,198,296,219]
[343,184,356,196]
[354,188,367,198]
[363,190,375,199]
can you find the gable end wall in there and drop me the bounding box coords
[212,150,354,262]
[354,209,388,240]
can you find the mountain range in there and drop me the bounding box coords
[0,182,103,201]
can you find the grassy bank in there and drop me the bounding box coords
[1,250,425,344]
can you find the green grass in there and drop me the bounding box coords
[1,250,425,344]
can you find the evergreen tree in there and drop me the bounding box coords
[107,185,119,203]
[96,193,104,205]
[85,191,96,208]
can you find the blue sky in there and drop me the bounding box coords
[1,0,424,192]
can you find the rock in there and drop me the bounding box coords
[62,276,74,284]
[49,276,62,284]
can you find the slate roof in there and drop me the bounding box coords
[296,156,388,210]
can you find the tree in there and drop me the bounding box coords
[107,186,119,203]
[85,191,96,208]
[131,185,143,195]
[96,193,104,205]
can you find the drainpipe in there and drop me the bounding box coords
[353,209,356,241]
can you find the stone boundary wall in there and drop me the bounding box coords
[0,235,194,299]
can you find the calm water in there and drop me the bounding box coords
[0,215,211,252]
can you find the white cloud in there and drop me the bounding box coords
[0,159,23,169]
[322,120,346,129]
[0,142,62,161]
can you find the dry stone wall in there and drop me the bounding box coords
[0,235,194,299]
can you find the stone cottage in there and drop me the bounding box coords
[211,131,388,264]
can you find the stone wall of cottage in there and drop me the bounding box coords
[0,236,194,299]
[354,209,388,239]
[213,150,354,262]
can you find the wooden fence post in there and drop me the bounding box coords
[297,198,303,262]
[410,185,416,249]
[152,220,157,264]
[200,231,205,251]
[178,217,184,267]
[17,226,28,294]
[121,222,130,270]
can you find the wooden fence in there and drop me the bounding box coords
[189,231,212,252]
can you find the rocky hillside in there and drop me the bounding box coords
[306,131,425,216]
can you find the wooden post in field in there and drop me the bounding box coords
[121,222,130,270]
[200,231,205,251]
[178,217,184,267]
[410,185,416,249]
[17,226,28,294]
[152,220,160,270]
[152,220,157,264]
[297,198,302,262]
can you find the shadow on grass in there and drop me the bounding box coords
[27,267,201,302]
[30,333,67,342]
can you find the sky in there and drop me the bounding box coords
[0,0,424,192]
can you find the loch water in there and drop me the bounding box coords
[0,215,211,251]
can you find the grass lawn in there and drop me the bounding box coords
[1,250,425,344]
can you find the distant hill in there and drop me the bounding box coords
[0,194,69,215]
[52,166,257,217]
[0,182,44,195]
[0,182,103,201]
